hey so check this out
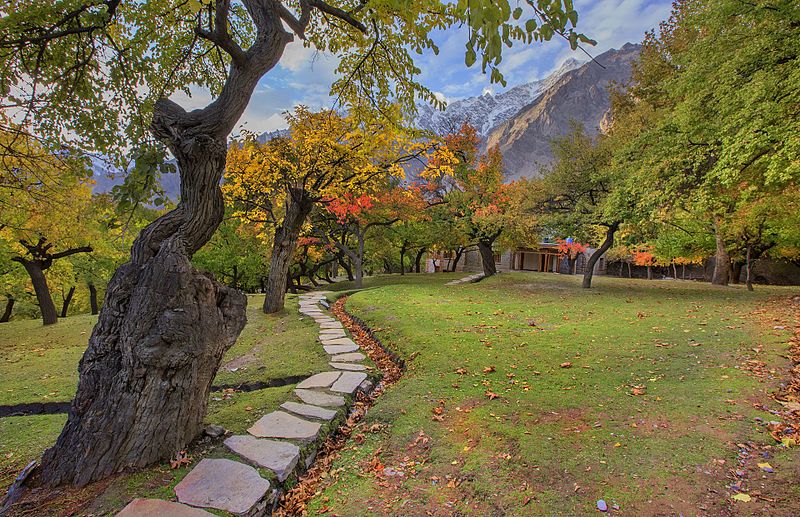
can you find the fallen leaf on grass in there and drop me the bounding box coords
[560,362,572,368]
[485,390,500,400]
[732,493,752,502]
[631,386,646,396]
[757,462,774,472]
[483,366,496,374]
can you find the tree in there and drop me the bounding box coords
[530,124,629,288]
[423,124,516,276]
[1,0,590,489]
[555,238,588,275]
[316,185,424,288]
[608,0,799,286]
[225,107,416,312]
[0,127,96,324]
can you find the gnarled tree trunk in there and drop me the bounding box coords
[582,223,618,289]
[263,188,314,314]
[33,98,257,488]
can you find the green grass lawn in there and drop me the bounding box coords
[305,272,799,515]
[0,293,329,497]
[1,274,797,515]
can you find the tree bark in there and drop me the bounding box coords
[450,247,464,272]
[415,247,426,273]
[1,295,13,323]
[354,232,365,288]
[646,265,653,280]
[731,261,743,284]
[19,260,58,325]
[711,223,730,286]
[745,245,754,291]
[582,223,618,289]
[60,286,76,318]
[477,240,497,277]
[88,284,99,315]
[339,256,354,281]
[263,188,314,314]
[399,241,407,276]
[627,262,632,278]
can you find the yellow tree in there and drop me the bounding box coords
[225,106,418,312]
[0,126,95,325]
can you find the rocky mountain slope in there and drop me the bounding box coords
[415,58,584,138]
[485,43,641,179]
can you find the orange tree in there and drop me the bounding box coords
[422,123,522,276]
[313,184,425,288]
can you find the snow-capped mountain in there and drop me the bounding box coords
[414,58,584,137]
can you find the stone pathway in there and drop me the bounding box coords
[445,272,485,285]
[117,291,374,516]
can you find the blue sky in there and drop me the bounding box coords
[173,0,673,135]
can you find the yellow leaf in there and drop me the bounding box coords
[732,493,751,502]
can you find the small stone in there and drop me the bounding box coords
[295,388,346,407]
[324,344,360,355]
[319,321,344,329]
[203,424,226,438]
[248,411,321,440]
[597,499,608,512]
[319,300,330,309]
[281,401,338,420]
[330,352,366,362]
[296,371,341,389]
[174,458,270,515]
[320,337,357,347]
[358,379,373,393]
[117,498,215,516]
[224,435,300,481]
[330,372,368,394]
[329,362,367,371]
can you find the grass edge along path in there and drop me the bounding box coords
[275,296,404,516]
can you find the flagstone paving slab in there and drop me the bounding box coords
[248,411,321,440]
[117,498,215,516]
[323,344,360,355]
[294,388,346,407]
[320,337,357,346]
[330,372,369,394]
[174,458,270,515]
[329,352,366,362]
[281,401,338,420]
[319,329,347,338]
[329,362,368,371]
[223,435,300,481]
[319,321,344,329]
[296,371,341,389]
